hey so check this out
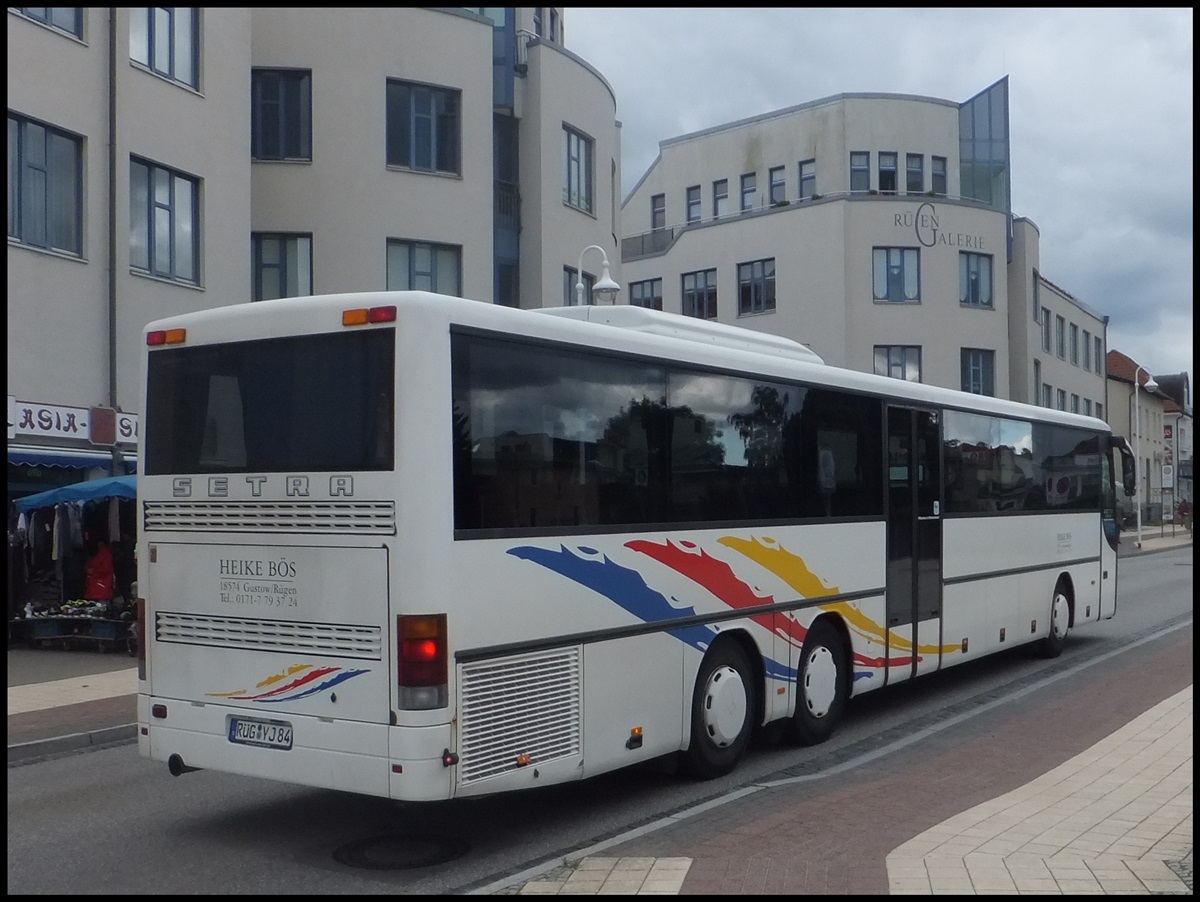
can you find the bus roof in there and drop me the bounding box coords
[143,290,1111,434]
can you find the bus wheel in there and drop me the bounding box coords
[686,642,754,779]
[785,619,847,747]
[1039,581,1071,658]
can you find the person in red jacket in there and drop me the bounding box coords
[83,538,115,601]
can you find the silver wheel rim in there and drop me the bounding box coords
[702,664,748,747]
[803,645,838,719]
[1051,593,1070,641]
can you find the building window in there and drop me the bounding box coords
[737,258,775,315]
[1055,314,1066,359]
[1056,389,1066,411]
[931,155,947,196]
[769,166,786,205]
[1084,398,1092,416]
[878,152,897,194]
[872,247,920,302]
[251,69,312,161]
[562,125,593,212]
[1094,336,1103,373]
[959,252,993,307]
[1069,323,1079,365]
[1071,394,1080,414]
[651,193,665,230]
[712,180,728,218]
[629,278,663,310]
[252,233,312,301]
[13,7,83,37]
[7,114,83,255]
[906,153,923,193]
[850,152,870,193]
[130,157,198,283]
[1041,308,1053,352]
[387,239,461,296]
[875,345,922,382]
[549,7,557,41]
[563,266,594,306]
[1033,359,1041,404]
[1082,329,1091,371]
[387,80,461,175]
[1042,383,1052,408]
[686,185,701,223]
[740,173,756,211]
[799,159,815,200]
[682,269,717,319]
[532,7,543,36]
[129,7,198,89]
[961,348,995,396]
[1096,402,1103,420]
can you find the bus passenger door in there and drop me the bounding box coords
[885,406,944,683]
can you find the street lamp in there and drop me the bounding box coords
[1134,364,1159,549]
[575,245,621,306]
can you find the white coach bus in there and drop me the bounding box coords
[136,291,1135,800]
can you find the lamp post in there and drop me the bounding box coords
[1134,364,1159,549]
[575,245,621,306]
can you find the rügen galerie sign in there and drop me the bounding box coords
[896,202,985,250]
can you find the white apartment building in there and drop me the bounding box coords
[7,7,619,503]
[618,79,1111,413]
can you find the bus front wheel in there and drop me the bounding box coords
[1039,580,1071,658]
[785,618,847,746]
[686,642,754,779]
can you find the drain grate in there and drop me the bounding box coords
[333,834,470,870]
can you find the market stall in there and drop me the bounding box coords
[9,475,137,652]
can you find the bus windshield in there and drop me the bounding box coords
[144,329,394,475]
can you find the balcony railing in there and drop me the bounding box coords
[620,190,993,262]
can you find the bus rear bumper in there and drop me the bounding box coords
[138,694,455,801]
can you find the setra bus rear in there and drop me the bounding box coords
[136,292,456,801]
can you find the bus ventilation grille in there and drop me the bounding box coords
[457,649,582,785]
[155,612,383,659]
[142,501,396,534]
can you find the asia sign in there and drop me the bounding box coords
[7,396,139,446]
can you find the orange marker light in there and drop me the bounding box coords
[342,308,369,326]
[146,328,187,346]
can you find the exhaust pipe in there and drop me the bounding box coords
[168,754,202,777]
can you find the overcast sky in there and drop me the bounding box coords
[566,7,1194,401]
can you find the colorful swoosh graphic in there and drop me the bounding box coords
[509,534,962,684]
[507,544,793,680]
[208,663,369,703]
[627,537,903,677]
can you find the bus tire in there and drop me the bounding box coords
[686,641,755,779]
[785,618,847,747]
[1039,580,1071,658]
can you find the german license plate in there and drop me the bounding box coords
[228,716,293,750]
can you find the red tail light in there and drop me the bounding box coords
[397,614,447,710]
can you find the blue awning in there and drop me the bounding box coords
[13,474,137,512]
[8,444,136,471]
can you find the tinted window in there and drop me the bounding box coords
[452,332,884,533]
[145,330,394,474]
[944,410,1102,515]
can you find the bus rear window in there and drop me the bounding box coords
[144,330,394,474]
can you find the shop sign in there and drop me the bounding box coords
[895,202,987,250]
[7,396,138,447]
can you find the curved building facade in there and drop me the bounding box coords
[618,79,1109,409]
[7,7,618,501]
